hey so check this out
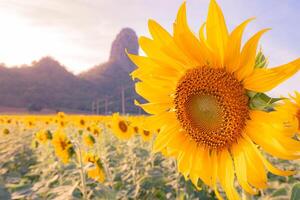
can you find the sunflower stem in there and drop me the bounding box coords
[76,142,88,200]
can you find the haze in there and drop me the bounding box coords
[0,0,299,96]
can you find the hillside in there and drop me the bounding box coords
[0,28,141,114]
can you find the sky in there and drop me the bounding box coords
[0,0,299,96]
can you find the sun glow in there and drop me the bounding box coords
[0,12,57,65]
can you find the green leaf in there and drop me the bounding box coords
[271,187,287,197]
[291,183,300,200]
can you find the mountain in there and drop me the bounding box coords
[80,28,141,113]
[0,28,142,114]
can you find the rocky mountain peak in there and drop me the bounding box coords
[109,28,139,72]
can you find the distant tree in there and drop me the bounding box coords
[27,103,43,112]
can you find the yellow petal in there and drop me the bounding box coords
[218,150,240,200]
[127,53,182,78]
[236,29,270,80]
[148,19,195,66]
[148,19,173,45]
[244,58,300,92]
[173,2,211,66]
[243,137,268,189]
[135,82,172,103]
[191,147,213,186]
[153,124,181,153]
[139,36,188,70]
[246,121,300,160]
[178,140,196,178]
[224,18,254,73]
[252,144,295,176]
[232,142,257,194]
[134,100,169,115]
[206,0,229,66]
[143,111,177,130]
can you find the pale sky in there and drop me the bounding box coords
[0,0,299,96]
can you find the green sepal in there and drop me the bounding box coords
[247,91,282,111]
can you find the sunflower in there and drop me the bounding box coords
[35,129,52,144]
[274,92,300,132]
[111,113,134,140]
[84,152,105,183]
[140,129,153,142]
[52,129,74,164]
[76,116,87,130]
[83,152,99,163]
[91,125,102,136]
[83,133,96,147]
[128,0,300,199]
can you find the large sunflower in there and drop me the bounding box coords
[128,0,300,199]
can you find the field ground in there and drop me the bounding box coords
[1,124,300,200]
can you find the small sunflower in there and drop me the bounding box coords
[274,92,300,132]
[128,0,300,199]
[83,152,99,164]
[91,125,102,136]
[77,116,87,130]
[84,152,105,183]
[87,165,105,183]
[52,129,74,164]
[140,129,153,142]
[111,113,134,140]
[35,129,52,144]
[83,133,96,147]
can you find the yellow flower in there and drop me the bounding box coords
[58,120,67,128]
[83,152,99,164]
[130,116,154,142]
[111,113,134,140]
[52,129,74,164]
[84,152,105,183]
[25,118,35,129]
[35,129,52,144]
[274,92,300,132]
[87,165,105,183]
[91,125,102,136]
[128,0,300,199]
[57,112,65,119]
[140,129,153,142]
[77,116,87,130]
[83,134,95,147]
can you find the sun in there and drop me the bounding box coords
[128,0,300,199]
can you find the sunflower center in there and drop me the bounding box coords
[143,130,150,136]
[174,67,249,150]
[118,121,128,132]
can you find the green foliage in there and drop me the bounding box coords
[1,125,300,199]
[291,183,300,200]
[248,91,282,111]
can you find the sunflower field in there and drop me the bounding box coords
[1,0,300,199]
[0,111,299,200]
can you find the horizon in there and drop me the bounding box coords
[0,0,299,96]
